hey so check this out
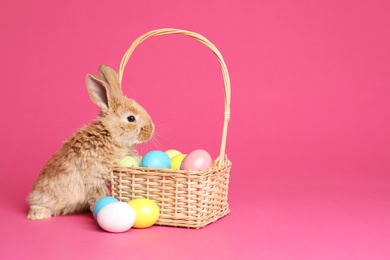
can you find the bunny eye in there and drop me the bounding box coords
[127,115,136,122]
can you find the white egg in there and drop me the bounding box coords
[96,202,136,233]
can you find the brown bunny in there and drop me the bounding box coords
[27,65,154,220]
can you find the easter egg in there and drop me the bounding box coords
[165,149,182,159]
[96,202,136,233]
[128,198,160,228]
[180,149,212,171]
[93,196,119,219]
[171,154,187,170]
[141,150,171,168]
[118,156,140,167]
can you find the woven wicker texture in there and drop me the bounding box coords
[111,28,232,228]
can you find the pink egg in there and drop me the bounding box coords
[180,149,212,171]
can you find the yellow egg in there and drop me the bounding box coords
[165,149,182,159]
[171,154,187,170]
[127,198,160,228]
[118,156,140,167]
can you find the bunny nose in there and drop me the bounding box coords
[139,123,154,141]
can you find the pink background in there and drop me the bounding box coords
[1,0,390,259]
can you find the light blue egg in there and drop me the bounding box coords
[141,150,171,169]
[93,196,119,219]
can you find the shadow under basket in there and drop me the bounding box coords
[110,28,232,228]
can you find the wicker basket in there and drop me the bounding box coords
[110,28,232,229]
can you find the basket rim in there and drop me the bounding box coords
[112,158,232,175]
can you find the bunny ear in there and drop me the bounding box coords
[86,74,110,110]
[98,64,123,97]
[86,65,124,111]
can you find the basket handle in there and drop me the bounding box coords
[118,28,231,167]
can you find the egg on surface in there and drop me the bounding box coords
[96,202,136,233]
[128,198,160,228]
[93,196,119,219]
[180,149,212,171]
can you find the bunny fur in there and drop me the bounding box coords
[27,65,154,220]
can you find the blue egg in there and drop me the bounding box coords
[93,196,119,219]
[141,150,171,169]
